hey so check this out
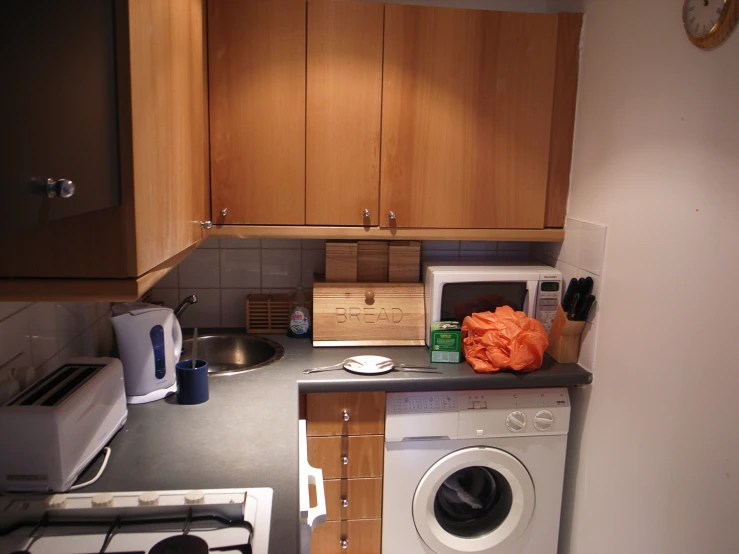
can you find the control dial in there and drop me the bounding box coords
[92,493,114,508]
[534,410,555,432]
[139,491,160,506]
[505,410,527,432]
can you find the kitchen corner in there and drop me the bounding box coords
[75,336,591,554]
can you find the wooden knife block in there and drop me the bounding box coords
[546,305,586,363]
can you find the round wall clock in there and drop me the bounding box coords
[683,0,739,49]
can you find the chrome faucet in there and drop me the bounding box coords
[174,294,198,319]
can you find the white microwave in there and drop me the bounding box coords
[424,261,562,346]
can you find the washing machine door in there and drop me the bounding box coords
[412,446,535,554]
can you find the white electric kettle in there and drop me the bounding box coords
[110,302,183,404]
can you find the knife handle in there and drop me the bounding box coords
[567,293,581,320]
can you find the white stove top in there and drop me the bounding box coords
[0,488,272,554]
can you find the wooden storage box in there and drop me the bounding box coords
[246,294,291,334]
[312,281,424,346]
[546,304,586,363]
[357,241,388,282]
[326,241,358,282]
[388,241,421,282]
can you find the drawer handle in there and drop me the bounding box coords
[340,538,348,549]
[341,496,349,508]
[342,410,350,422]
[341,455,349,466]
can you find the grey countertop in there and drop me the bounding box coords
[83,336,592,554]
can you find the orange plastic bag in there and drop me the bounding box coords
[461,306,549,373]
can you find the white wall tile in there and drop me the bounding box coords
[178,249,220,288]
[262,239,301,249]
[56,303,97,349]
[178,289,221,328]
[422,240,460,251]
[220,237,260,249]
[460,241,498,251]
[460,251,497,261]
[220,249,261,288]
[302,239,326,250]
[155,268,179,289]
[421,250,460,262]
[555,260,579,290]
[198,237,220,249]
[0,308,31,372]
[221,289,260,328]
[557,218,582,266]
[578,222,607,275]
[0,303,31,323]
[96,302,112,319]
[262,249,302,288]
[302,249,326,286]
[498,241,532,251]
[28,303,58,367]
[95,317,114,357]
[149,288,179,311]
[578,322,597,371]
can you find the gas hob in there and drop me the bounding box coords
[0,488,272,554]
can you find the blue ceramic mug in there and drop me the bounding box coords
[175,359,209,405]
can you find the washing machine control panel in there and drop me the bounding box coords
[386,389,569,414]
[387,394,458,413]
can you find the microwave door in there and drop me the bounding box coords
[440,282,528,322]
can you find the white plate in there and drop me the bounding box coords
[344,355,394,375]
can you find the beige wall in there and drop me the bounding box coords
[561,1,739,552]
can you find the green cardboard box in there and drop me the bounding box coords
[430,321,462,363]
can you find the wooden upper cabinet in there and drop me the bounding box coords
[380,6,559,229]
[306,0,384,226]
[208,0,306,225]
[0,0,208,281]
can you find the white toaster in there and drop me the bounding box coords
[0,357,127,492]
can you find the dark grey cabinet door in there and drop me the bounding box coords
[0,0,120,230]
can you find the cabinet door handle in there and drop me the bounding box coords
[221,208,228,217]
[341,455,349,466]
[388,211,396,220]
[46,178,75,199]
[363,208,370,218]
[340,538,348,549]
[342,409,350,422]
[200,220,212,229]
[341,496,349,508]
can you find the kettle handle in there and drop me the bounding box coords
[172,316,183,363]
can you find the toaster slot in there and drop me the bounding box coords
[9,364,104,407]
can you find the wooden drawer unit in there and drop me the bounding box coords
[306,392,385,436]
[310,519,381,554]
[308,435,384,479]
[324,478,382,521]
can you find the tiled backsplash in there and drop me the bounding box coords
[534,218,608,371]
[0,302,113,396]
[151,238,535,328]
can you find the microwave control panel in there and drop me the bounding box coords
[535,279,561,332]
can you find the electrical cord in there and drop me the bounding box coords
[69,447,112,491]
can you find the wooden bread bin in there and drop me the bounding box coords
[312,281,425,346]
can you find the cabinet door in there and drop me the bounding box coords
[127,0,209,275]
[208,0,306,225]
[0,0,121,231]
[310,519,381,554]
[380,6,558,229]
[306,0,384,226]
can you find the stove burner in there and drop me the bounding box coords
[149,535,209,554]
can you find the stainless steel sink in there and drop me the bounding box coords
[181,334,284,376]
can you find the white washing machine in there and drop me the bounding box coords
[382,388,570,554]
